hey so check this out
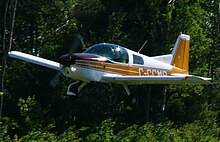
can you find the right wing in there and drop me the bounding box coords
[8,51,63,70]
[102,74,211,85]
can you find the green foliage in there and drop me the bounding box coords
[57,127,85,142]
[0,121,11,142]
[83,120,218,141]
[16,96,55,137]
[17,131,56,142]
[114,124,138,142]
[107,11,127,43]
[85,119,115,142]
[0,117,18,142]
[1,119,218,141]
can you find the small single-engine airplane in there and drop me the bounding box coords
[8,33,211,104]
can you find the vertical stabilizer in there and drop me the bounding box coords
[171,34,190,71]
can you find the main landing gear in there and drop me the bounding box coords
[123,84,139,108]
[66,81,87,96]
[123,84,168,122]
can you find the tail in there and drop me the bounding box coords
[171,33,190,71]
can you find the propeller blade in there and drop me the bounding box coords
[50,69,62,87]
[68,33,84,54]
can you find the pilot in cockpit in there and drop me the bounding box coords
[113,47,127,63]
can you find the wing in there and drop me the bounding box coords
[8,51,63,70]
[102,74,211,85]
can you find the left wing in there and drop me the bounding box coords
[8,51,63,70]
[102,74,211,85]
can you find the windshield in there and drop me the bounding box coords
[84,43,129,63]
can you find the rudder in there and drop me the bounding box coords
[171,33,190,71]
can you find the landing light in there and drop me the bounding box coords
[71,67,77,72]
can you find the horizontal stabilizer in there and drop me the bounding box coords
[152,54,173,64]
[8,51,63,70]
[102,74,211,85]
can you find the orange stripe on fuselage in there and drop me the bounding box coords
[75,60,188,76]
[76,60,139,76]
[169,66,188,75]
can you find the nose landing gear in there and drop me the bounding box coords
[67,81,87,96]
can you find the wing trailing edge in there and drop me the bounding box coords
[102,74,211,85]
[8,51,63,70]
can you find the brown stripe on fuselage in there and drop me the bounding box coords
[76,60,139,75]
[75,60,188,76]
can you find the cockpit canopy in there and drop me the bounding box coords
[84,43,129,63]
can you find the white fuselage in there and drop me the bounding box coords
[62,48,174,83]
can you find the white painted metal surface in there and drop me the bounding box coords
[8,51,63,70]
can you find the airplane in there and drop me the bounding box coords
[8,33,211,106]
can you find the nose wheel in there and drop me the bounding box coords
[67,81,87,96]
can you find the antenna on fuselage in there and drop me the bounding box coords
[138,39,148,53]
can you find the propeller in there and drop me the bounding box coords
[68,33,84,54]
[50,33,84,87]
[50,69,62,87]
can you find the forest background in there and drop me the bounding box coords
[0,0,220,141]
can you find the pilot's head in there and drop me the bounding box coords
[115,47,121,57]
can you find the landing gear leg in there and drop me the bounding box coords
[145,85,151,122]
[123,84,138,108]
[160,85,168,122]
[67,81,87,96]
[162,86,167,113]
[123,84,131,96]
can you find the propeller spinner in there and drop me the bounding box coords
[58,54,76,66]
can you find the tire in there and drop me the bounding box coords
[126,94,138,108]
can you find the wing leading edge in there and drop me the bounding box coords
[102,74,211,85]
[8,51,63,70]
